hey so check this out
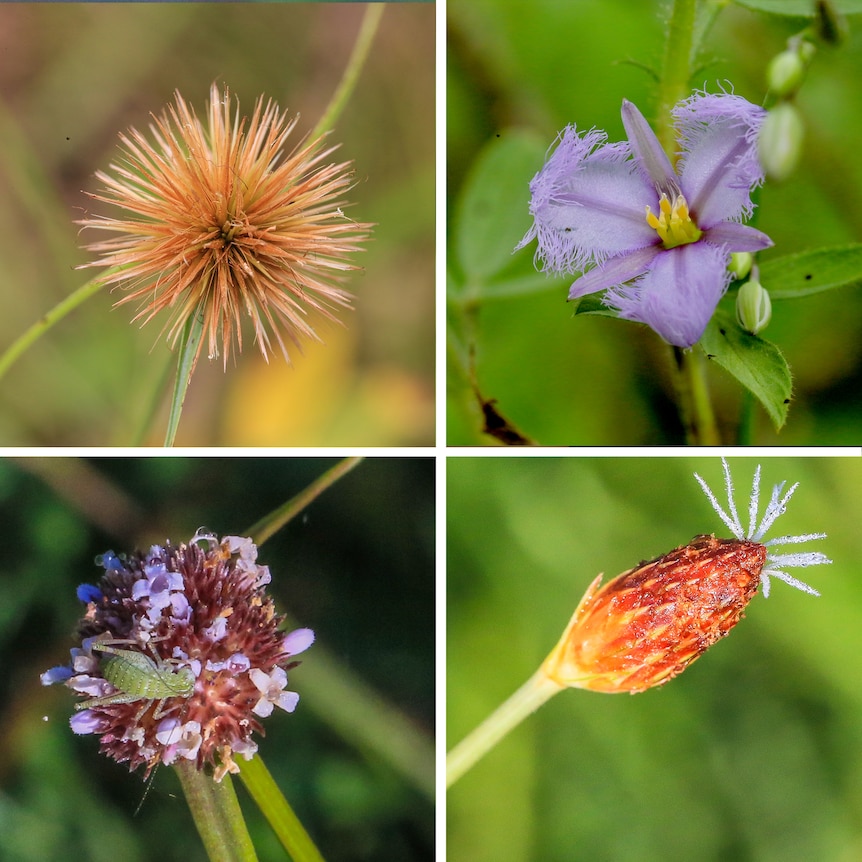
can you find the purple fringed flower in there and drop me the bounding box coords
[517,92,773,347]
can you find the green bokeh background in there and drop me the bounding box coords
[448,0,862,444]
[0,456,434,862]
[0,3,434,446]
[448,456,862,861]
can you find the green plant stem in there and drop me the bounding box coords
[310,3,384,140]
[671,346,721,445]
[0,275,106,383]
[245,456,363,547]
[175,761,258,862]
[447,669,562,788]
[237,755,326,862]
[656,0,697,155]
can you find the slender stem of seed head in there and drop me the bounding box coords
[446,669,562,788]
[175,760,258,862]
[0,273,107,384]
[310,4,385,141]
[244,456,364,546]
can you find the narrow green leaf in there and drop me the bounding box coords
[760,244,862,298]
[164,308,205,447]
[699,310,792,430]
[237,755,325,862]
[731,0,862,15]
[453,131,547,284]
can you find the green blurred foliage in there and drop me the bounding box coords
[448,456,862,861]
[0,456,434,862]
[0,3,434,446]
[448,0,862,444]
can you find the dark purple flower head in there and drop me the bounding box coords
[41,530,313,782]
[517,91,773,347]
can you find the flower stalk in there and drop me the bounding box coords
[657,0,697,155]
[177,761,258,862]
[311,3,385,141]
[447,669,560,788]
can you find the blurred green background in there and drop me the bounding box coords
[0,3,434,446]
[448,0,862,444]
[448,456,862,861]
[1,456,434,861]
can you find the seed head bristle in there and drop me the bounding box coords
[693,458,830,598]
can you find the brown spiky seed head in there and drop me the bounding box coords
[78,83,372,369]
[542,535,766,694]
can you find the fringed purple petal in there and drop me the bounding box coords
[606,242,731,347]
[703,221,773,253]
[568,246,660,299]
[517,125,656,274]
[621,99,677,193]
[674,92,767,228]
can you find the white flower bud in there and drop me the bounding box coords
[728,252,753,280]
[736,276,772,335]
[758,103,804,182]
[767,50,807,98]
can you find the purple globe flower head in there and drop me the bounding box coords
[517,91,773,348]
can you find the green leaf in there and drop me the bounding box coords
[237,756,326,862]
[731,0,862,15]
[572,293,621,318]
[700,310,792,430]
[453,130,547,283]
[164,308,205,447]
[760,244,862,298]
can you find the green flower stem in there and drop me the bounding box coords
[447,669,562,788]
[163,307,205,447]
[175,761,258,862]
[0,274,106,383]
[310,3,384,140]
[656,0,697,156]
[237,755,326,862]
[671,346,721,445]
[245,456,364,547]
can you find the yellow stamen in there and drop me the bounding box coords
[645,193,702,248]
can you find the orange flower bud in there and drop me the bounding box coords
[542,535,766,693]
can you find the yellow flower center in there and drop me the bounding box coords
[645,193,702,249]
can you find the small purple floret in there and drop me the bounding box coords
[518,90,772,347]
[283,627,315,656]
[76,584,102,604]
